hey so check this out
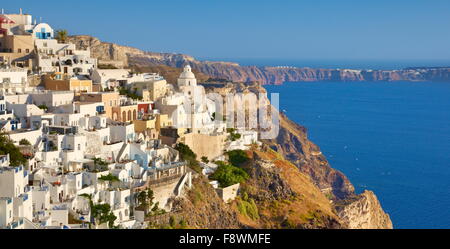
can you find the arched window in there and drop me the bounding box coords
[122,111,126,122]
[133,110,137,120]
[128,110,131,121]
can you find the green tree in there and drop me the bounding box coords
[210,161,249,188]
[201,156,209,163]
[147,188,155,207]
[80,193,117,228]
[92,157,108,172]
[137,191,148,213]
[0,133,27,166]
[119,87,142,100]
[55,29,68,43]
[226,150,250,167]
[37,105,48,111]
[91,203,117,228]
[137,187,163,216]
[226,128,241,141]
[175,143,201,173]
[98,174,120,182]
[19,139,31,146]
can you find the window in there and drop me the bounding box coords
[18,48,22,53]
[78,144,81,150]
[26,49,30,53]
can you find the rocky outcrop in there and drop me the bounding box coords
[336,191,393,229]
[69,35,450,85]
[150,177,242,229]
[237,149,343,229]
[245,154,296,202]
[67,35,195,68]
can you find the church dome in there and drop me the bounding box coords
[179,65,195,79]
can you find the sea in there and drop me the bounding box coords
[263,80,450,229]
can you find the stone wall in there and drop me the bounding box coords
[181,133,226,160]
[216,183,239,203]
[150,177,182,211]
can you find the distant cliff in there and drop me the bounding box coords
[69,35,450,85]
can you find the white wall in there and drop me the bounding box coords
[0,166,28,197]
[8,129,42,146]
[0,69,27,84]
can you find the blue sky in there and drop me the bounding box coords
[2,0,450,62]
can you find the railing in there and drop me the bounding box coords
[146,173,183,187]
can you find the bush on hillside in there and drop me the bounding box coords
[210,161,249,188]
[226,150,250,167]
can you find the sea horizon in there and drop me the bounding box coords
[197,57,450,71]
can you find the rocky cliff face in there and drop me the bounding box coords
[69,35,450,85]
[336,191,393,229]
[237,148,343,229]
[148,177,242,229]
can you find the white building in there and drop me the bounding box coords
[110,123,135,144]
[0,166,32,229]
[0,96,14,121]
[0,67,31,94]
[29,91,75,110]
[158,65,223,134]
[35,39,97,75]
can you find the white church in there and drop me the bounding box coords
[159,65,225,134]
